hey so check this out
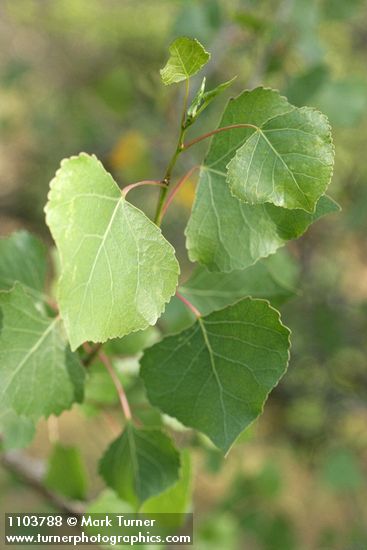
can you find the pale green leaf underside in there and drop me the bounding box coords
[45,154,179,351]
[160,37,210,85]
[0,283,85,419]
[180,249,299,315]
[99,425,180,508]
[226,89,334,212]
[0,231,47,300]
[185,87,339,272]
[141,298,290,452]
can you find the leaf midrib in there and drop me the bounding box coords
[198,317,228,443]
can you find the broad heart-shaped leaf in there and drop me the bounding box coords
[160,37,210,85]
[0,231,47,299]
[226,88,334,212]
[0,283,85,419]
[186,166,339,272]
[141,298,290,452]
[186,88,338,272]
[99,424,180,508]
[179,249,299,315]
[185,88,339,272]
[45,154,179,351]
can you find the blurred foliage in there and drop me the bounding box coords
[1,0,367,548]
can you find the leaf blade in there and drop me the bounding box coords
[186,160,339,272]
[160,37,210,85]
[185,87,339,272]
[99,425,180,507]
[0,231,47,299]
[226,96,334,212]
[180,249,299,315]
[45,154,179,350]
[0,283,85,419]
[141,298,290,452]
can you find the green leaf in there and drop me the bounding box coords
[141,449,192,516]
[225,88,334,212]
[45,443,88,500]
[0,231,47,298]
[0,407,35,450]
[180,250,299,315]
[141,298,290,452]
[185,87,339,272]
[186,166,339,272]
[104,326,159,357]
[186,76,236,125]
[99,424,180,508]
[0,283,85,419]
[160,37,210,85]
[45,154,179,351]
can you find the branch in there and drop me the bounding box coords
[159,165,199,224]
[153,80,190,225]
[1,451,85,515]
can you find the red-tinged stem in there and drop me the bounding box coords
[159,165,200,224]
[176,291,201,318]
[83,343,132,421]
[99,350,132,421]
[122,180,165,198]
[183,123,258,150]
[153,79,190,226]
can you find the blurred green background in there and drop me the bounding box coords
[1,0,367,548]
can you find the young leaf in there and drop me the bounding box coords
[45,154,179,351]
[99,424,180,508]
[0,231,47,298]
[0,283,85,419]
[186,76,236,125]
[179,249,299,315]
[141,298,290,453]
[45,443,88,500]
[226,89,334,212]
[160,37,210,85]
